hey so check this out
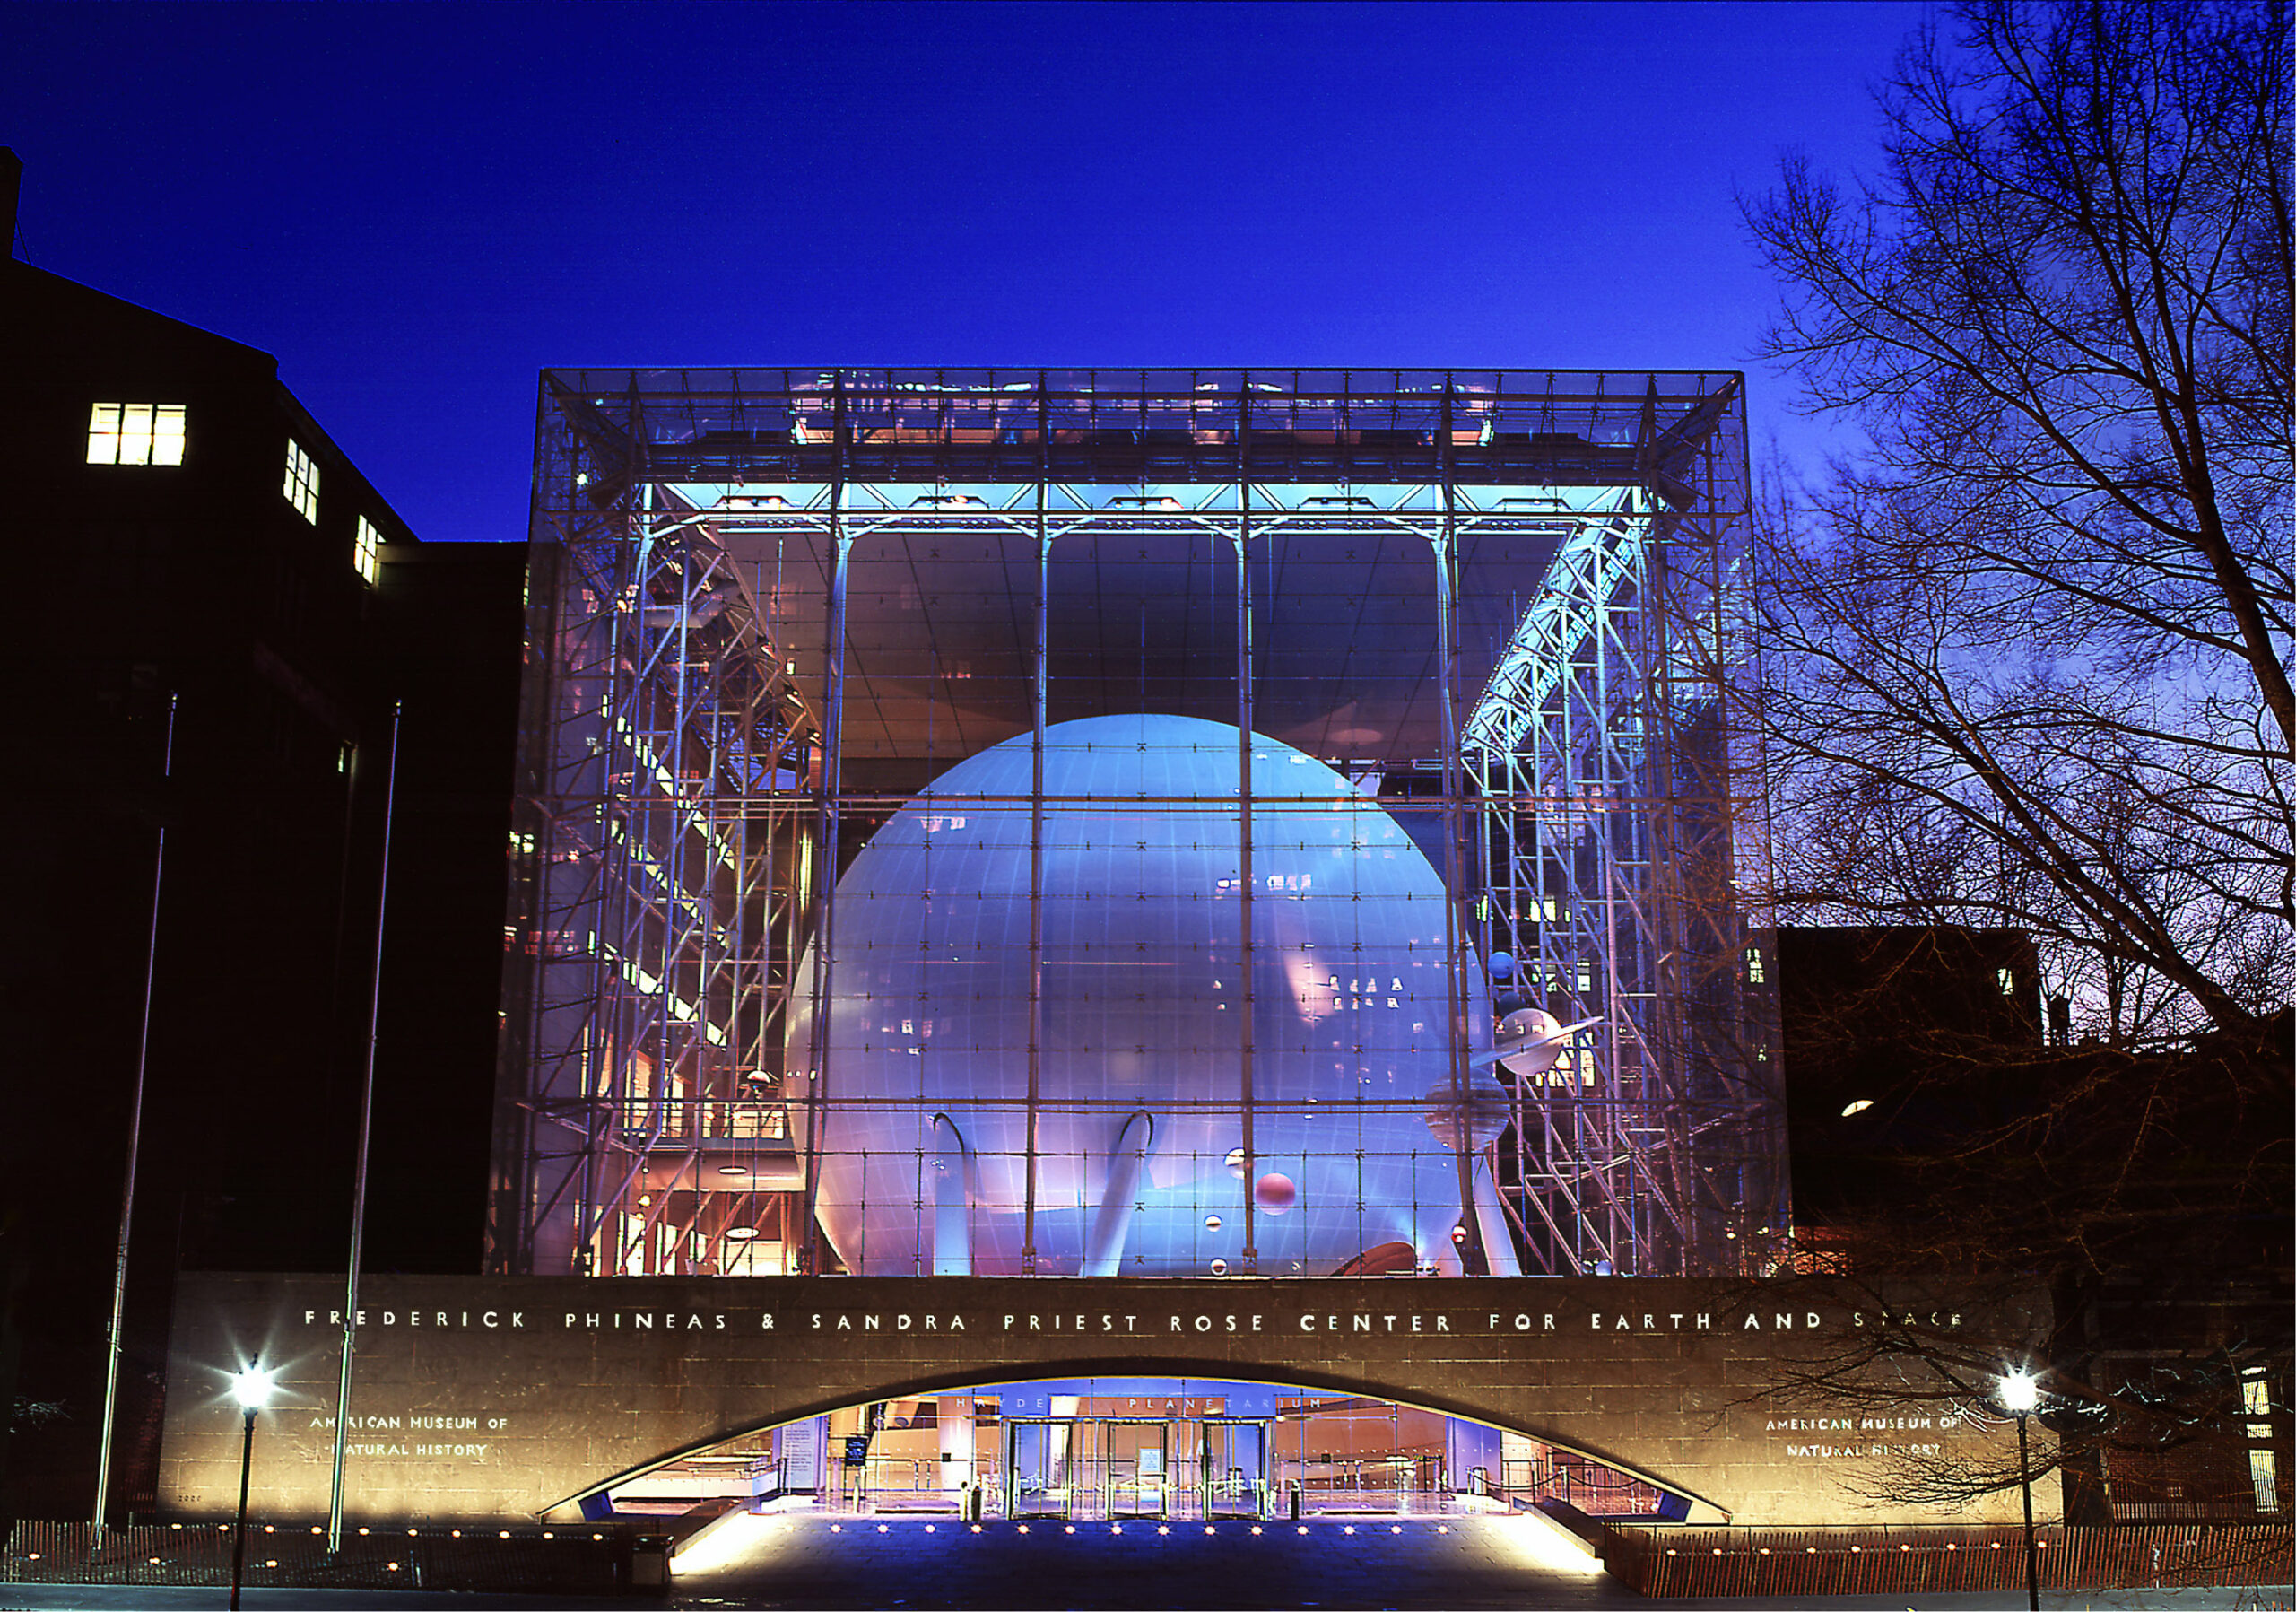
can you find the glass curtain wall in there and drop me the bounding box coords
[490,370,1779,1281]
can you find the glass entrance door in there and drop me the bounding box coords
[1202,1420,1270,1518]
[1104,1420,1170,1518]
[1006,1419,1078,1519]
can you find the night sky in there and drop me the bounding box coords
[3,2,1922,545]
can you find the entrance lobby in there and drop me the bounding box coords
[1003,1415,1270,1521]
[609,1376,1671,1525]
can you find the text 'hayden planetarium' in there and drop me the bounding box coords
[488,369,1784,1288]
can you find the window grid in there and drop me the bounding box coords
[354,515,382,585]
[87,403,186,466]
[283,439,320,523]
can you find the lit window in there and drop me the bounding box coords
[1996,967,2016,996]
[87,403,187,466]
[1745,945,1766,985]
[354,515,382,585]
[283,440,320,523]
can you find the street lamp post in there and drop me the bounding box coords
[227,1365,275,1612]
[2000,1369,2041,1612]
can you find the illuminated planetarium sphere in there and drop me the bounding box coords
[791,713,1491,1277]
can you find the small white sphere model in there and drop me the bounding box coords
[1495,1007,1570,1078]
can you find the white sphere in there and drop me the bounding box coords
[789,714,1488,1276]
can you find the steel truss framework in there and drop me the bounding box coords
[489,370,1784,1281]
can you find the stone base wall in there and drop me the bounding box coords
[158,1273,2047,1527]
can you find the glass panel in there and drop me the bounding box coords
[1006,1421,1075,1518]
[1106,1422,1169,1517]
[118,404,153,466]
[1203,1421,1266,1516]
[152,404,186,466]
[86,402,122,464]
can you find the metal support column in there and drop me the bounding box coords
[1234,382,1257,1273]
[798,380,850,1274]
[1023,376,1049,1274]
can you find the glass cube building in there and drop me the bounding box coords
[487,369,1783,1281]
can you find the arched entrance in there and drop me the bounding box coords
[561,1372,1696,1526]
[160,1271,2035,1529]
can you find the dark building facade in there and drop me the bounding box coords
[1778,925,2290,1525]
[0,153,522,1525]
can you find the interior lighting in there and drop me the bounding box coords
[726,1227,758,1241]
[87,402,187,466]
[718,1164,750,1177]
[353,515,382,585]
[282,440,320,523]
[1840,1098,1874,1118]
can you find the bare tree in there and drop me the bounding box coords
[1745,0,2293,1041]
[1752,1007,2291,1537]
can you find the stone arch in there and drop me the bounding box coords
[546,1353,1726,1522]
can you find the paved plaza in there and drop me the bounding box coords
[1,1515,2281,1612]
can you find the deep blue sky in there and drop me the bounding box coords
[4,2,1924,545]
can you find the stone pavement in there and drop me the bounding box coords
[0,1516,2281,1611]
[662,1514,2286,1611]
